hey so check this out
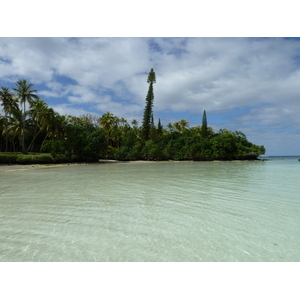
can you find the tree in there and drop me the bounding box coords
[166,122,174,133]
[157,118,163,136]
[27,98,58,152]
[98,112,117,132]
[6,105,24,152]
[62,123,107,161]
[131,119,138,128]
[0,87,17,151]
[39,108,63,152]
[201,110,208,138]
[141,68,156,141]
[173,119,189,133]
[13,80,38,153]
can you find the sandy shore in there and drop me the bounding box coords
[0,159,267,172]
[0,160,157,171]
[0,162,91,171]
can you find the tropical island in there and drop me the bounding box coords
[0,69,265,165]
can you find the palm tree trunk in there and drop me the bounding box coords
[27,127,42,152]
[5,114,8,152]
[22,101,26,153]
[40,133,49,152]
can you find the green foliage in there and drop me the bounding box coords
[142,140,164,160]
[121,130,137,148]
[13,80,38,153]
[0,152,54,164]
[157,119,163,136]
[142,69,156,142]
[147,68,156,84]
[0,78,266,163]
[41,140,64,157]
[62,124,107,161]
[0,153,18,164]
[114,146,131,161]
[201,110,208,138]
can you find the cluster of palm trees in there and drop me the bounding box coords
[0,79,153,155]
[0,80,148,155]
[0,80,66,153]
[98,112,132,148]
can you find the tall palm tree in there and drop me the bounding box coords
[13,79,38,153]
[27,97,49,152]
[0,87,18,151]
[39,107,59,152]
[6,105,24,152]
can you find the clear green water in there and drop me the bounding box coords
[0,161,299,261]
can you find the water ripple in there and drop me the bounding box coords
[0,161,299,261]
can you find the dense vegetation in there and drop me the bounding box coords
[0,70,265,164]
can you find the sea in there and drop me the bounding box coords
[0,158,299,262]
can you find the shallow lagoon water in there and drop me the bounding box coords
[0,160,299,261]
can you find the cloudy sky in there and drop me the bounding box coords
[0,37,299,155]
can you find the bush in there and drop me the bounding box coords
[0,153,18,164]
[114,146,131,161]
[0,153,55,164]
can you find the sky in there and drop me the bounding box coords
[1,37,299,155]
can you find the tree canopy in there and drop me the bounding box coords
[0,76,265,163]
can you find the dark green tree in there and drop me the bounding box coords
[157,118,163,136]
[141,68,156,141]
[201,109,208,138]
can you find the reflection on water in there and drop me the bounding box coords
[0,161,299,261]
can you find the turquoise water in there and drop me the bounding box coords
[0,160,299,261]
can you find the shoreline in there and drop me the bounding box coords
[0,159,266,171]
[2,158,298,171]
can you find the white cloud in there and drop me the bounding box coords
[152,38,300,116]
[1,37,300,155]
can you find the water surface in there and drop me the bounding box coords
[0,161,299,261]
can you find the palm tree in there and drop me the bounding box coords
[99,112,117,131]
[173,120,189,133]
[119,117,130,136]
[167,123,174,133]
[27,97,49,152]
[131,119,138,128]
[99,112,119,146]
[109,125,123,148]
[39,107,60,152]
[0,87,18,152]
[13,79,38,153]
[6,106,24,152]
[178,119,189,131]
